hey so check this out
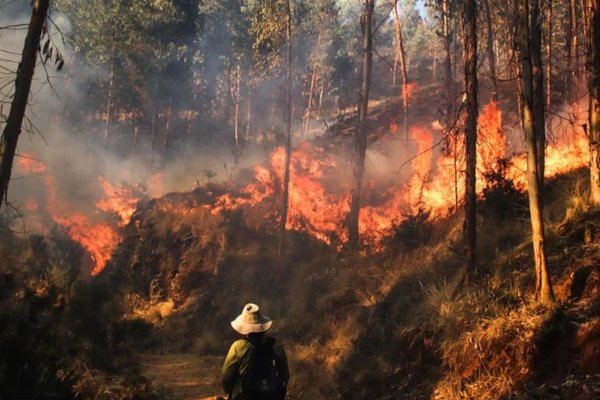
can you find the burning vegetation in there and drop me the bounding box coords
[11,100,590,279]
[2,0,600,399]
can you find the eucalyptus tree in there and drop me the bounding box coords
[0,0,49,208]
[347,0,374,249]
[515,0,554,304]
[586,0,600,206]
[55,0,196,154]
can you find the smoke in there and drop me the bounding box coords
[1,2,275,230]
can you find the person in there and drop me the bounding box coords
[222,303,289,400]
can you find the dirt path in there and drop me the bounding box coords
[140,353,225,400]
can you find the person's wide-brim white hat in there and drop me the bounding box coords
[231,303,272,335]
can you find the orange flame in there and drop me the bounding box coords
[44,176,121,276]
[19,100,592,271]
[210,101,589,249]
[96,177,138,226]
[16,154,46,174]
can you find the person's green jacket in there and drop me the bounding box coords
[222,335,289,399]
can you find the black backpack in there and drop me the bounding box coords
[241,337,284,399]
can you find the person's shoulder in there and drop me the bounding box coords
[230,338,251,352]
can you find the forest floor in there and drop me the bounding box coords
[140,353,224,400]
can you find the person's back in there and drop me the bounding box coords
[222,303,289,400]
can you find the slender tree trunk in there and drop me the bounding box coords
[131,125,139,157]
[278,0,293,257]
[347,0,374,249]
[303,66,318,138]
[104,55,115,151]
[545,0,553,110]
[230,64,241,147]
[162,102,172,167]
[588,0,600,206]
[0,0,49,207]
[245,86,252,143]
[442,0,454,127]
[572,0,580,89]
[392,0,410,120]
[516,0,555,304]
[510,6,525,129]
[566,0,576,96]
[392,50,398,86]
[442,0,454,155]
[531,0,545,190]
[433,47,437,81]
[464,0,478,275]
[482,0,498,102]
[581,0,590,88]
[318,82,324,114]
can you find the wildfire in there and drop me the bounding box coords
[15,100,593,272]
[96,177,138,226]
[211,101,590,249]
[15,153,46,174]
[44,176,122,276]
[18,155,143,276]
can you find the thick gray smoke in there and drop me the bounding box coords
[0,0,428,243]
[0,1,271,234]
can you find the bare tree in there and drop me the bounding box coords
[442,0,454,129]
[515,0,555,304]
[0,0,50,208]
[545,0,553,110]
[347,0,374,249]
[392,0,409,129]
[278,0,293,257]
[464,0,478,275]
[482,0,498,102]
[531,0,545,188]
[587,0,600,206]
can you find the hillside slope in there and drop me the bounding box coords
[102,163,599,400]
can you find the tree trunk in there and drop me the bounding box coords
[392,0,410,121]
[303,66,318,138]
[131,124,138,155]
[572,0,580,89]
[104,55,115,151]
[347,0,374,249]
[245,86,252,143]
[230,64,241,147]
[510,4,525,129]
[531,0,545,190]
[392,49,398,86]
[566,0,578,96]
[581,0,591,87]
[162,102,172,167]
[545,0,552,110]
[277,0,293,257]
[0,0,49,207]
[442,0,454,128]
[482,0,498,102]
[588,0,600,206]
[432,47,437,81]
[516,0,555,304]
[464,0,478,275]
